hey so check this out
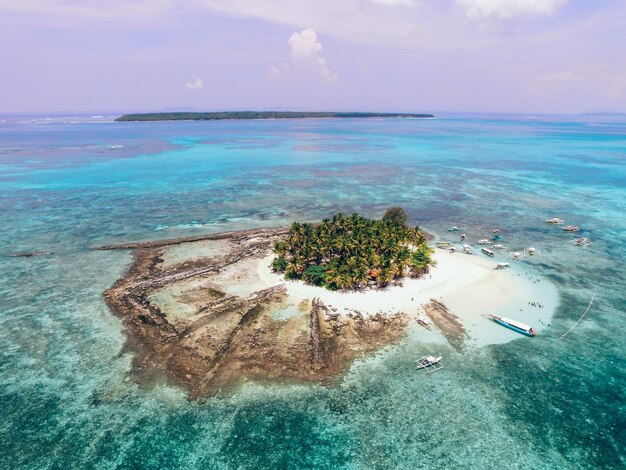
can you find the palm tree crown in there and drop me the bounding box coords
[272,210,433,291]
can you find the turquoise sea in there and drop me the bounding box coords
[1,113,624,469]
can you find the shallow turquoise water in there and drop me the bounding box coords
[1,114,625,468]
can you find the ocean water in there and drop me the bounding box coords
[1,113,624,469]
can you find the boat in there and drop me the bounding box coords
[460,233,467,241]
[478,239,491,245]
[491,234,503,241]
[492,228,501,234]
[545,217,564,224]
[571,237,591,246]
[495,262,510,269]
[493,244,505,250]
[416,316,431,329]
[481,247,495,257]
[488,314,536,337]
[509,251,525,260]
[448,226,461,232]
[415,355,444,372]
[527,247,537,255]
[436,241,453,248]
[562,225,580,232]
[463,243,472,254]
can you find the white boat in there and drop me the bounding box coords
[509,251,525,261]
[495,262,510,269]
[492,228,501,234]
[415,355,444,372]
[478,239,491,245]
[463,244,472,254]
[545,217,564,224]
[416,316,431,329]
[571,237,591,246]
[493,244,505,250]
[527,247,537,255]
[481,247,495,257]
[488,314,536,337]
[562,225,580,232]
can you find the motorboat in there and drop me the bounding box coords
[562,225,580,232]
[493,244,505,250]
[571,237,591,246]
[448,226,461,232]
[488,314,536,337]
[545,217,564,224]
[509,251,525,261]
[481,247,495,257]
[478,239,491,245]
[495,262,510,269]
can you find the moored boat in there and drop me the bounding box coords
[571,237,591,246]
[448,226,461,232]
[481,247,495,257]
[545,217,564,224]
[478,239,491,245]
[488,314,536,337]
[562,225,580,232]
[415,355,444,372]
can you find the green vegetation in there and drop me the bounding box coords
[272,209,433,291]
[115,111,434,122]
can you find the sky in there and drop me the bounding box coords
[1,0,625,114]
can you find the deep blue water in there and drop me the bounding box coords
[1,113,625,469]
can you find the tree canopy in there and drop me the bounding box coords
[272,211,432,291]
[382,206,409,228]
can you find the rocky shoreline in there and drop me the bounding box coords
[102,227,408,399]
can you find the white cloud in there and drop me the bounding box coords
[369,0,418,6]
[270,28,339,81]
[456,0,569,19]
[185,76,203,90]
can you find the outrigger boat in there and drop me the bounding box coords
[481,247,495,257]
[495,262,510,270]
[571,237,591,247]
[562,225,580,232]
[527,247,538,255]
[491,234,503,241]
[545,217,564,224]
[478,239,491,245]
[463,243,472,254]
[492,228,501,234]
[509,251,525,261]
[448,226,462,232]
[493,244,505,250]
[488,314,536,337]
[415,355,444,372]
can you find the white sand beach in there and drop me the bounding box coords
[256,248,559,347]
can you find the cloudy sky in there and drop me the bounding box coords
[1,0,625,114]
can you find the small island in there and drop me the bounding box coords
[272,209,433,290]
[115,111,434,122]
[98,208,557,399]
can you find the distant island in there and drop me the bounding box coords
[115,111,434,122]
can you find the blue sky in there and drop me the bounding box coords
[1,0,625,113]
